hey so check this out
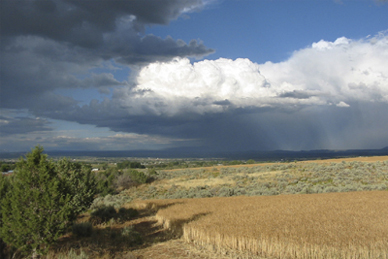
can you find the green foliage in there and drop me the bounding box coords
[111,169,151,190]
[104,165,118,175]
[1,163,10,172]
[99,162,109,170]
[147,168,158,176]
[72,222,93,237]
[95,171,116,197]
[118,207,139,220]
[90,206,117,224]
[56,158,97,218]
[246,159,256,164]
[0,146,96,257]
[0,174,10,212]
[228,160,242,165]
[0,162,15,173]
[121,159,388,201]
[129,170,148,184]
[89,194,132,210]
[0,174,10,258]
[0,146,70,256]
[117,161,145,169]
[114,173,135,189]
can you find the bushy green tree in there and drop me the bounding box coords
[246,159,256,164]
[1,163,11,172]
[55,158,96,218]
[0,174,10,258]
[0,146,96,258]
[129,170,148,184]
[117,161,145,169]
[95,170,116,196]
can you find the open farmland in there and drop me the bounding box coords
[10,156,385,259]
[124,156,388,258]
[135,191,388,259]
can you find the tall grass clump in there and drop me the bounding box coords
[89,194,132,209]
[56,249,89,259]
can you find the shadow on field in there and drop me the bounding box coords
[55,203,204,258]
[3,203,208,259]
[164,212,210,237]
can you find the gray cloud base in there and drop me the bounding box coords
[0,0,214,109]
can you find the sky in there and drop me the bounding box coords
[1,0,388,153]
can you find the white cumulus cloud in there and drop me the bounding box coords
[119,32,388,116]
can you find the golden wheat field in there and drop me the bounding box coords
[135,190,388,259]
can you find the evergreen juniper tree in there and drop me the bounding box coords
[0,174,10,258]
[0,146,96,258]
[55,158,96,219]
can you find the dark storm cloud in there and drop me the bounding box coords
[0,116,53,136]
[1,0,208,48]
[37,98,388,151]
[0,0,214,118]
[278,90,316,99]
[213,99,232,106]
[0,0,214,60]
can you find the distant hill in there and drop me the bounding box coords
[1,147,388,161]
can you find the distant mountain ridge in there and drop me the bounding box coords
[1,147,388,160]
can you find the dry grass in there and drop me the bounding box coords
[301,155,388,164]
[164,177,235,189]
[163,156,388,173]
[156,169,281,190]
[135,191,388,259]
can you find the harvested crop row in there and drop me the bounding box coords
[137,191,388,259]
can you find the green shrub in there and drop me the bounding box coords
[90,206,117,224]
[72,222,93,237]
[246,159,256,164]
[89,194,132,210]
[129,170,148,184]
[147,168,158,176]
[96,177,115,197]
[118,208,139,220]
[90,206,139,224]
[114,173,135,190]
[56,158,97,217]
[0,174,10,259]
[218,186,235,197]
[117,161,145,169]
